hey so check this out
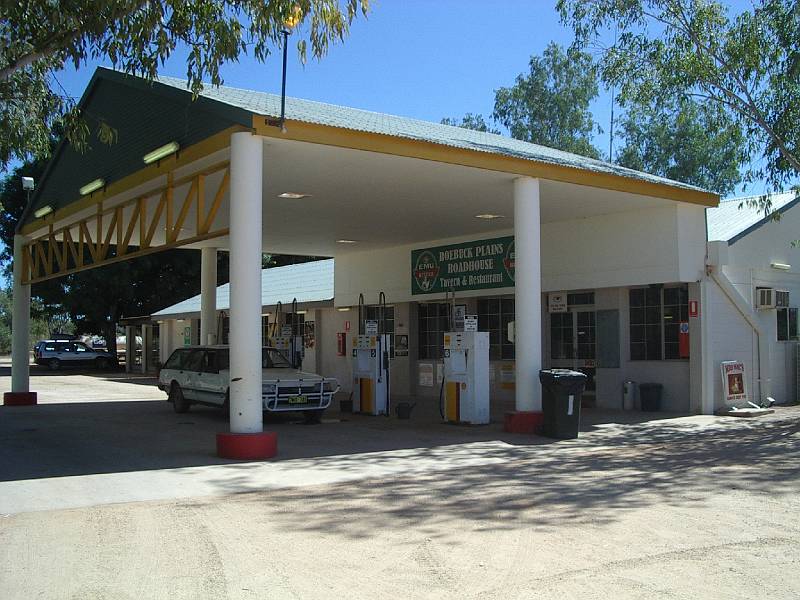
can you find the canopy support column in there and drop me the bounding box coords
[216,132,276,459]
[5,234,37,406]
[200,247,218,345]
[505,177,543,433]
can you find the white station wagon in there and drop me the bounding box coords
[158,345,339,423]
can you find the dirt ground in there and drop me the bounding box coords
[1,364,799,599]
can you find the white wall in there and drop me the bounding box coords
[335,205,697,307]
[715,205,800,405]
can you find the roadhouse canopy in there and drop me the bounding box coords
[18,67,719,285]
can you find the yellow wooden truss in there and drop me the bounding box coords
[23,163,230,284]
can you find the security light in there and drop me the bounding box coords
[771,262,791,270]
[33,205,53,218]
[21,177,34,191]
[79,178,105,196]
[475,214,505,220]
[143,141,180,165]
[277,192,311,199]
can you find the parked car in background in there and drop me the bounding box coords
[158,345,340,423]
[33,340,116,370]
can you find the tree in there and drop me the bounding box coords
[440,113,500,134]
[558,0,800,191]
[1,0,369,167]
[617,96,747,195]
[492,42,602,158]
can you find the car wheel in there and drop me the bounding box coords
[303,409,325,424]
[96,357,110,370]
[48,358,61,371]
[170,383,190,414]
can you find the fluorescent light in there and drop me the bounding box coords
[143,141,180,164]
[79,178,105,196]
[295,310,307,315]
[475,214,505,220]
[261,312,272,317]
[33,205,53,218]
[336,239,358,244]
[277,192,311,199]
[337,306,351,312]
[771,262,791,270]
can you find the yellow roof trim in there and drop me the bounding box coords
[253,116,719,207]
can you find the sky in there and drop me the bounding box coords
[26,0,776,198]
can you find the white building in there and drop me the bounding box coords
[12,67,778,453]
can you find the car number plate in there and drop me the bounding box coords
[288,395,308,404]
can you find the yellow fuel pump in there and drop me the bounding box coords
[351,293,390,415]
[442,325,490,425]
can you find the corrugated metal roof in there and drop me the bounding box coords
[153,259,334,318]
[706,192,799,243]
[154,73,711,195]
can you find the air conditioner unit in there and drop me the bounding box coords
[756,287,775,309]
[776,290,790,308]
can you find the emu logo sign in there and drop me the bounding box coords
[411,235,515,295]
[413,250,440,292]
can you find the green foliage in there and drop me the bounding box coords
[0,0,369,168]
[440,114,500,134]
[617,96,747,195]
[493,42,602,159]
[558,0,800,191]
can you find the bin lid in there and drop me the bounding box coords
[539,369,587,383]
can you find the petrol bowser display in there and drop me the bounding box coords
[352,334,390,415]
[443,331,489,424]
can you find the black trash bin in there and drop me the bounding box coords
[639,383,663,411]
[539,369,587,439]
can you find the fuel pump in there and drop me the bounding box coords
[352,292,390,415]
[270,301,292,356]
[289,298,304,369]
[441,294,490,425]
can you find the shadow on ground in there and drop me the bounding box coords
[200,410,800,537]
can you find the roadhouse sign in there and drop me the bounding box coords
[411,236,515,295]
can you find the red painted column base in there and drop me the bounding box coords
[216,431,277,460]
[3,392,38,406]
[504,411,544,434]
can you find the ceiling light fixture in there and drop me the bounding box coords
[143,141,180,165]
[474,214,505,220]
[295,310,307,315]
[33,205,54,219]
[336,239,358,244]
[277,192,311,199]
[79,178,105,196]
[771,262,791,271]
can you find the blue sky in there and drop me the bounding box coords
[36,1,774,197]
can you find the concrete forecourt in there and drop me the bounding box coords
[1,370,799,599]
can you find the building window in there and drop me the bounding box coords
[418,303,450,360]
[629,285,689,360]
[550,312,574,360]
[777,308,799,341]
[477,298,515,360]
